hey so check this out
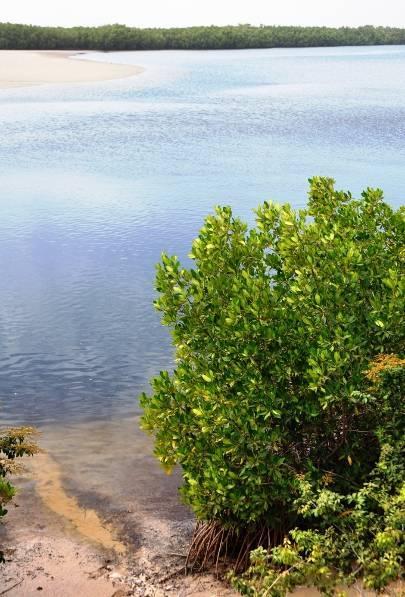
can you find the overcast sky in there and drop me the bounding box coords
[2,0,405,29]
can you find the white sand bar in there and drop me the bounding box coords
[0,50,143,89]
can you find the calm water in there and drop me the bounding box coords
[0,47,404,519]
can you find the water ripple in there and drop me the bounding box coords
[0,46,404,427]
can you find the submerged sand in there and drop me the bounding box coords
[0,50,142,89]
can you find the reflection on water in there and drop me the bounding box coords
[0,46,404,517]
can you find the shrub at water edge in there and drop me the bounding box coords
[140,177,404,576]
[0,427,39,562]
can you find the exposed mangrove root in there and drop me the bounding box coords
[186,520,286,573]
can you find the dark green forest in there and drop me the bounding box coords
[1,23,405,51]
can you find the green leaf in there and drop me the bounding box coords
[201,373,213,383]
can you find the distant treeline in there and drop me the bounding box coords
[1,23,405,51]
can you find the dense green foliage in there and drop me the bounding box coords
[0,427,38,561]
[1,23,405,50]
[142,178,404,536]
[230,357,404,595]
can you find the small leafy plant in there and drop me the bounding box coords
[140,178,404,580]
[0,427,39,561]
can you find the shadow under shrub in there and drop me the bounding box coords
[140,178,404,580]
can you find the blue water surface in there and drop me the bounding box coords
[1,46,404,426]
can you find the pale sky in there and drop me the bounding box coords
[2,0,405,29]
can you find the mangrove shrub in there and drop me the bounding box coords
[141,178,404,567]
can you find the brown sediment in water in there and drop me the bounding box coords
[30,451,126,554]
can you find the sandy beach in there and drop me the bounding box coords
[0,50,142,89]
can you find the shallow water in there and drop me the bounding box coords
[0,46,404,521]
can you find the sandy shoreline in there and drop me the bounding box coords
[0,452,236,596]
[0,50,143,89]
